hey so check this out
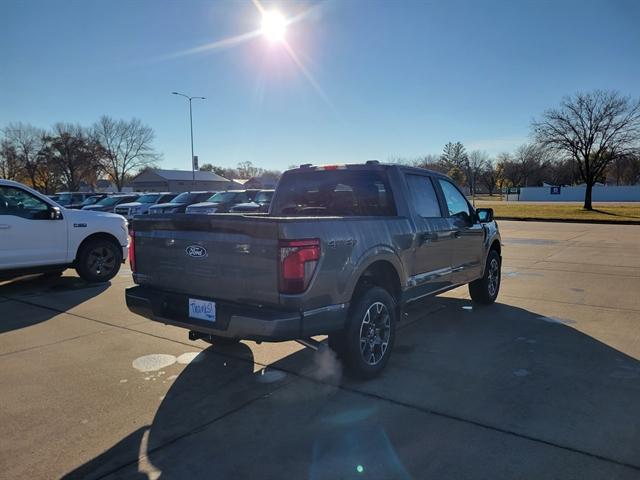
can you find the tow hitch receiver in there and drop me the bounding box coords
[189,330,217,342]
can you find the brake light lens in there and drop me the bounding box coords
[129,230,136,273]
[279,239,320,294]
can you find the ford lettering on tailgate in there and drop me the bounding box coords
[185,245,207,258]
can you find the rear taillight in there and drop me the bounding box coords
[278,239,320,294]
[129,231,136,273]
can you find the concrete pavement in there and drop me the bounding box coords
[1,221,639,479]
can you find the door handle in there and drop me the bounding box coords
[0,224,10,229]
[420,232,437,244]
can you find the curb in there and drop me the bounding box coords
[495,216,640,226]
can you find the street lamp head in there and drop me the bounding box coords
[171,91,179,95]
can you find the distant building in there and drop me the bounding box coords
[95,179,128,193]
[242,173,280,190]
[129,169,235,192]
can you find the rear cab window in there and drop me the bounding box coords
[271,169,396,216]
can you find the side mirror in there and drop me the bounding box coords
[49,206,63,220]
[476,208,494,223]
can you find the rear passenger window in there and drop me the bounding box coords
[406,175,442,218]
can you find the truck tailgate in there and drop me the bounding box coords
[132,215,280,306]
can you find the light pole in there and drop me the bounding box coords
[172,92,205,190]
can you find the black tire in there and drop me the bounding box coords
[75,238,122,283]
[469,249,501,304]
[202,335,241,346]
[327,332,347,359]
[332,286,397,379]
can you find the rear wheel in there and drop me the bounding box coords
[76,239,122,283]
[330,286,397,379]
[469,249,501,304]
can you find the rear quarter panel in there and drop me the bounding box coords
[277,216,414,310]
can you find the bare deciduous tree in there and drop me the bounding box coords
[199,163,237,179]
[546,158,575,186]
[532,90,640,209]
[480,160,501,196]
[467,150,489,195]
[237,160,263,179]
[607,153,640,186]
[512,144,550,187]
[43,123,101,191]
[2,123,47,188]
[93,116,158,191]
[0,139,21,180]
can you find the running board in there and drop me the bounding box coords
[296,338,323,351]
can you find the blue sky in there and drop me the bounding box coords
[2,0,639,171]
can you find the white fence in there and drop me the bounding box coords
[506,185,640,202]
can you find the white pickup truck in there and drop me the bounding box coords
[0,179,129,283]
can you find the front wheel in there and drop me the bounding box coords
[332,286,397,379]
[76,239,122,283]
[469,249,501,304]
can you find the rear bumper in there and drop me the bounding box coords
[125,285,348,342]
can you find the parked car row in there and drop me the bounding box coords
[48,189,275,219]
[115,193,178,220]
[149,191,215,214]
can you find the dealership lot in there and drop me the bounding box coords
[1,221,639,479]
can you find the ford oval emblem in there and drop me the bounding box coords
[185,245,207,258]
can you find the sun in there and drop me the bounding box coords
[261,10,287,42]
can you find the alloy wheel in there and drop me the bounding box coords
[359,302,391,366]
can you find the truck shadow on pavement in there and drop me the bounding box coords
[64,298,640,479]
[0,274,109,334]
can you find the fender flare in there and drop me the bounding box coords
[345,245,407,301]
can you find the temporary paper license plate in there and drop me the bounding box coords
[189,298,216,322]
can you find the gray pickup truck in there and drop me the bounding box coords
[126,162,501,378]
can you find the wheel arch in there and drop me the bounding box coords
[74,232,122,264]
[490,238,501,256]
[350,258,403,307]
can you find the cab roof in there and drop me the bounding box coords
[287,161,448,179]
